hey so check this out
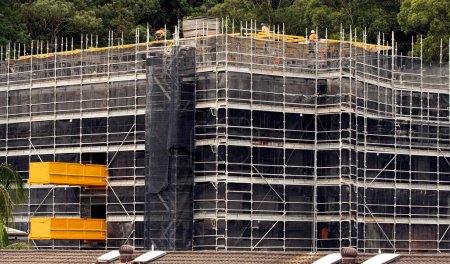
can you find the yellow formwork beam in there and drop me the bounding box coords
[28,162,107,188]
[29,218,106,240]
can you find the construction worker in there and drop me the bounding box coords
[261,23,269,34]
[320,226,329,248]
[321,226,328,240]
[309,30,317,53]
[309,30,317,41]
[154,28,166,41]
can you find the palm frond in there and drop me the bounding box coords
[0,163,25,248]
[0,184,13,227]
[0,163,26,204]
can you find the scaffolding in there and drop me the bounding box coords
[190,21,450,252]
[0,19,449,252]
[0,31,154,249]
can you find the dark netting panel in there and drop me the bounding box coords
[145,46,196,250]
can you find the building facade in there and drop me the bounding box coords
[0,23,449,252]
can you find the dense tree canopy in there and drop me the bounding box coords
[0,0,449,61]
[398,0,450,61]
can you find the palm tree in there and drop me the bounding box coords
[0,163,25,247]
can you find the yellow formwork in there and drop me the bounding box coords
[28,162,107,187]
[29,218,106,240]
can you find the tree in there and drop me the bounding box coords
[398,0,450,61]
[0,0,30,46]
[98,1,136,35]
[0,0,443,62]
[302,0,401,42]
[69,10,103,35]
[208,0,260,22]
[272,0,308,36]
[21,0,103,43]
[0,163,26,247]
[21,0,76,41]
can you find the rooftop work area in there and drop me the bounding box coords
[0,18,449,253]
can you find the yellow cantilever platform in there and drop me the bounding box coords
[29,218,106,240]
[28,162,107,187]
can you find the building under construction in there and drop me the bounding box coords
[0,18,449,253]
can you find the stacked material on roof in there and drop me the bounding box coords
[182,17,219,38]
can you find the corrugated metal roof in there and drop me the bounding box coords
[0,250,449,264]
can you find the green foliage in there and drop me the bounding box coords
[98,1,136,35]
[302,0,400,41]
[207,0,401,42]
[0,0,448,61]
[22,0,75,40]
[0,0,30,45]
[5,242,32,249]
[70,10,103,35]
[188,0,219,18]
[0,224,9,248]
[208,0,259,22]
[131,0,165,26]
[0,163,26,248]
[398,0,450,61]
[0,0,203,46]
[272,0,308,36]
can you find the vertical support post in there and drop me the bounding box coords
[448,38,450,124]
[213,18,220,250]
[224,17,229,251]
[52,37,57,248]
[146,25,150,54]
[349,26,356,249]
[420,35,423,121]
[440,39,443,75]
[436,61,441,253]
[312,27,319,253]
[353,28,364,252]
[282,23,286,251]
[377,33,381,116]
[408,42,413,254]
[131,26,139,247]
[391,31,397,252]
[105,30,111,249]
[411,36,414,71]
[29,39,34,193]
[363,28,369,251]
[249,19,254,251]
[79,34,83,163]
[338,24,343,249]
[79,34,84,250]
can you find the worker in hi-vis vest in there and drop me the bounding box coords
[309,30,317,41]
[154,28,166,40]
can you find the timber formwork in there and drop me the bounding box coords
[0,21,449,253]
